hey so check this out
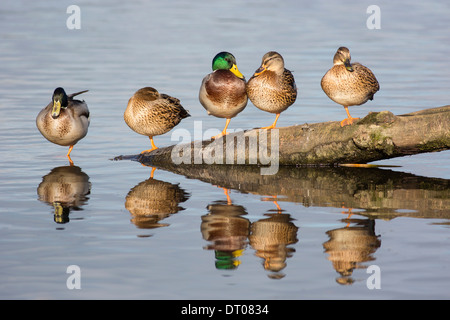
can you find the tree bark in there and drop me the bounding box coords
[129,105,449,168]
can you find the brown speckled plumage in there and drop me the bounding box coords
[246,51,297,115]
[321,47,379,126]
[36,89,89,148]
[125,177,189,226]
[124,87,190,152]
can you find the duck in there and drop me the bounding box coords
[125,175,190,229]
[246,51,297,129]
[199,51,247,140]
[321,47,380,127]
[37,165,91,223]
[36,87,90,164]
[124,87,190,154]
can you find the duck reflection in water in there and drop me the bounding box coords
[125,167,190,230]
[323,217,381,285]
[201,188,250,270]
[249,210,299,279]
[37,165,91,224]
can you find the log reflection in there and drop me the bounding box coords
[132,162,450,219]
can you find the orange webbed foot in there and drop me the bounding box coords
[340,117,360,127]
[140,147,158,154]
[211,131,230,140]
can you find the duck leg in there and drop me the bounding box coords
[67,145,74,157]
[340,106,360,127]
[141,136,158,154]
[149,166,156,179]
[262,195,283,213]
[212,118,231,140]
[223,187,232,205]
[261,113,280,130]
[67,146,74,166]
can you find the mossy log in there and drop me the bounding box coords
[132,105,450,168]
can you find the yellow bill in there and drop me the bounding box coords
[230,64,245,79]
[52,100,61,119]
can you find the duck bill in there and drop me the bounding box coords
[230,64,245,79]
[253,65,266,77]
[344,59,354,72]
[52,100,61,119]
[53,202,63,216]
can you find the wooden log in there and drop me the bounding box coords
[130,105,450,168]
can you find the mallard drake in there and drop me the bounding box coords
[36,87,90,164]
[37,165,91,223]
[246,51,297,129]
[124,87,190,154]
[321,47,380,127]
[199,51,247,139]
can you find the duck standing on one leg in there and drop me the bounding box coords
[321,47,380,127]
[246,51,297,130]
[199,51,248,140]
[124,87,190,154]
[36,87,90,165]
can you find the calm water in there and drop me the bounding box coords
[0,0,449,300]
